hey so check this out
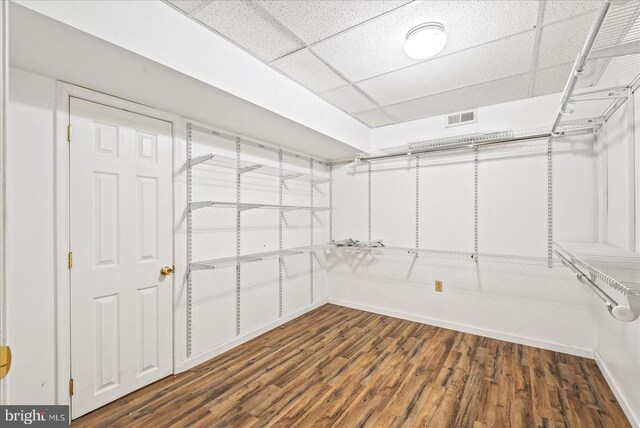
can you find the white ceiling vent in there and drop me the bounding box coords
[446,110,477,128]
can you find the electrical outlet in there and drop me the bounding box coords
[435,280,443,292]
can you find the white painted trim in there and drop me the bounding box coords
[0,0,8,405]
[628,87,636,251]
[328,298,595,359]
[180,299,328,372]
[54,82,182,408]
[595,350,639,428]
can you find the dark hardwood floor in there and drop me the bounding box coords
[73,304,630,427]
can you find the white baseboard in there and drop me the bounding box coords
[180,298,328,371]
[328,298,595,359]
[595,350,640,428]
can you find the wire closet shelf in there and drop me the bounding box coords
[552,0,640,133]
[186,122,331,357]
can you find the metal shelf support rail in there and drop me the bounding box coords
[474,147,479,263]
[235,137,241,337]
[279,150,283,318]
[547,137,553,268]
[310,159,314,304]
[368,162,372,242]
[186,123,194,357]
[415,155,420,252]
[329,164,333,243]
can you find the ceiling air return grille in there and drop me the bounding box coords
[447,110,477,128]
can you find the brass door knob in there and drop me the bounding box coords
[160,266,174,276]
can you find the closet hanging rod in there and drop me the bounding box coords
[355,126,595,162]
[555,250,637,322]
[190,124,328,165]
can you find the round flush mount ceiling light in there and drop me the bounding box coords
[404,22,447,60]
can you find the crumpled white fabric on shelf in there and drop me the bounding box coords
[330,238,385,248]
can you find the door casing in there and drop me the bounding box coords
[55,82,185,410]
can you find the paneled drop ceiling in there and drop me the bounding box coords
[164,0,638,128]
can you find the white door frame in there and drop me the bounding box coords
[0,0,8,405]
[54,82,185,408]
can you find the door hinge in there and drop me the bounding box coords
[69,378,74,396]
[67,125,72,143]
[68,252,73,270]
[0,346,11,379]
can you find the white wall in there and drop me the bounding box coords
[593,90,640,427]
[13,0,370,153]
[8,2,362,161]
[6,68,57,404]
[329,96,599,357]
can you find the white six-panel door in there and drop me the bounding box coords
[69,98,173,418]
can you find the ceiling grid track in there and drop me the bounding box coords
[267,0,418,63]
[306,48,394,120]
[163,0,637,127]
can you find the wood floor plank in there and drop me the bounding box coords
[72,304,631,428]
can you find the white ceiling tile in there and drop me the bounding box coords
[359,31,535,106]
[532,63,597,97]
[192,1,304,62]
[314,0,538,82]
[320,85,377,114]
[272,49,348,93]
[353,108,397,128]
[542,1,600,25]
[385,74,530,122]
[598,54,640,87]
[164,0,205,14]
[258,0,411,44]
[537,12,597,69]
